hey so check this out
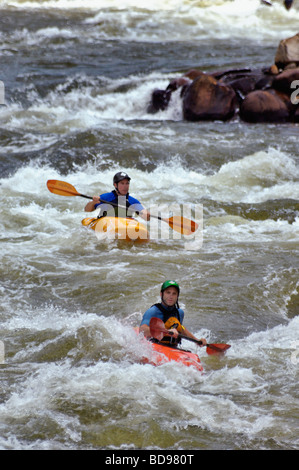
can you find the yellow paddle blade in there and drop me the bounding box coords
[47,180,80,197]
[81,217,96,226]
[166,216,198,235]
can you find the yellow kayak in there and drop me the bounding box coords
[81,216,149,242]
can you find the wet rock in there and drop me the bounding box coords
[146,34,298,124]
[182,74,237,121]
[184,69,205,80]
[166,77,190,92]
[239,89,290,123]
[147,89,171,113]
[228,76,258,100]
[268,64,279,75]
[275,33,299,69]
[272,67,299,95]
[284,0,293,10]
[285,62,299,70]
[261,0,294,9]
[219,69,276,101]
[272,68,299,121]
[147,76,192,114]
[194,67,279,104]
[219,70,258,98]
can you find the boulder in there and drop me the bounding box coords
[239,89,290,123]
[215,68,277,101]
[228,76,258,99]
[182,74,237,121]
[145,34,298,123]
[166,77,190,92]
[147,89,171,113]
[275,33,299,68]
[272,67,299,95]
[147,75,192,113]
[284,0,293,10]
[184,69,205,80]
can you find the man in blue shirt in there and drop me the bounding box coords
[140,280,207,346]
[84,171,150,221]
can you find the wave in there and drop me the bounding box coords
[1,147,297,200]
[0,301,297,449]
[203,149,299,203]
[0,72,181,134]
[1,150,298,249]
[0,0,298,43]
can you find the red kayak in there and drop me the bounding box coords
[135,328,204,372]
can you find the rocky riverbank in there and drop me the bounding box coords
[147,33,299,123]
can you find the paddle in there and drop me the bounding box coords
[149,317,230,355]
[46,179,198,235]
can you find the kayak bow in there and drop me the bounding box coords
[135,327,204,372]
[82,216,149,242]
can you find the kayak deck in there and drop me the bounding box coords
[81,216,149,242]
[146,341,204,372]
[135,328,203,372]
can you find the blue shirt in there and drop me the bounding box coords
[140,304,185,327]
[94,191,144,217]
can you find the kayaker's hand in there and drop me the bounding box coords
[198,338,207,347]
[169,328,179,338]
[85,196,101,212]
[139,323,151,339]
[139,209,150,221]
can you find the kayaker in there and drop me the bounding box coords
[140,280,207,346]
[84,171,150,221]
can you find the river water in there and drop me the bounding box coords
[0,0,298,451]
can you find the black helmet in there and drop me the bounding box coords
[113,172,131,184]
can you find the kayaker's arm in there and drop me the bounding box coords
[139,323,151,338]
[183,326,207,347]
[85,196,101,212]
[139,209,151,221]
[140,322,179,339]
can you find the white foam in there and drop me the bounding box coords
[1,0,298,43]
[202,149,299,204]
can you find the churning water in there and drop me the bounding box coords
[0,0,298,450]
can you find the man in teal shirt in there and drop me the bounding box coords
[140,280,207,347]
